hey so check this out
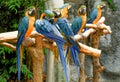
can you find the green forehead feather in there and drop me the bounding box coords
[80,5,86,8]
[44,10,54,18]
[100,1,106,5]
[27,6,35,10]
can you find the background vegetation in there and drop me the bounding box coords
[0,0,45,81]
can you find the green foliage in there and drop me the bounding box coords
[0,0,45,32]
[0,46,32,81]
[104,0,117,11]
[0,0,46,81]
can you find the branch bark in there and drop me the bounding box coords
[0,42,16,51]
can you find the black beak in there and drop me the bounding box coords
[79,8,86,15]
[28,8,36,16]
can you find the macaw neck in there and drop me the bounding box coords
[77,14,87,33]
[78,14,86,18]
[93,7,102,24]
[28,16,35,21]
[25,16,35,38]
[40,13,46,20]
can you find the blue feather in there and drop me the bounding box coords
[56,18,81,77]
[87,8,98,24]
[16,16,29,82]
[34,19,69,82]
[71,17,82,34]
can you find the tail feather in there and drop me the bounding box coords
[69,37,80,53]
[16,47,21,82]
[16,33,25,82]
[70,47,80,77]
[57,44,69,82]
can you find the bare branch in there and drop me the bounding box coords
[0,42,16,51]
[74,17,112,41]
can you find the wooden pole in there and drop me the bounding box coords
[90,17,107,82]
[27,36,44,82]
[79,37,87,82]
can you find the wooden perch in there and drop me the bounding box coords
[0,42,16,51]
[74,17,112,41]
[79,43,101,58]
[0,30,101,58]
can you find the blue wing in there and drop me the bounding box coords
[34,19,69,82]
[56,18,80,52]
[71,17,82,35]
[56,18,81,77]
[87,8,98,23]
[16,16,29,82]
[57,18,74,36]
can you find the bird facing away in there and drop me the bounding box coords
[53,3,81,77]
[34,10,69,82]
[16,6,36,82]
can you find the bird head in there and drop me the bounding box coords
[59,3,72,18]
[95,1,106,10]
[77,5,86,16]
[26,6,36,17]
[99,1,106,9]
[44,10,55,24]
[52,8,61,18]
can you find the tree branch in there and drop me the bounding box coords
[0,42,16,51]
[74,17,112,41]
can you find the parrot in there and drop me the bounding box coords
[16,6,36,82]
[34,10,69,82]
[86,1,106,43]
[53,3,81,77]
[87,1,106,24]
[71,5,87,34]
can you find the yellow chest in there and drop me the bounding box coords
[25,17,35,38]
[93,8,102,24]
[78,15,87,34]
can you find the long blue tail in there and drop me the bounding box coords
[16,33,25,82]
[69,37,80,53]
[57,44,69,82]
[70,47,80,77]
[16,47,21,82]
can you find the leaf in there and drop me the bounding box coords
[21,64,33,79]
[9,65,17,74]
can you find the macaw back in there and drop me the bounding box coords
[34,19,69,82]
[71,17,82,34]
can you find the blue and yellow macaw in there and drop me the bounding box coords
[53,3,81,77]
[34,10,69,82]
[87,1,106,24]
[16,6,36,82]
[71,5,87,34]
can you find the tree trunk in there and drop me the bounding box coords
[91,30,103,82]
[79,38,87,82]
[27,36,44,82]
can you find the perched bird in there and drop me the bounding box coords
[34,10,69,82]
[87,1,106,24]
[53,3,81,77]
[16,6,36,82]
[71,5,87,34]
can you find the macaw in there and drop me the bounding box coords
[34,10,69,82]
[53,4,81,77]
[16,6,36,82]
[71,5,87,34]
[87,1,106,24]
